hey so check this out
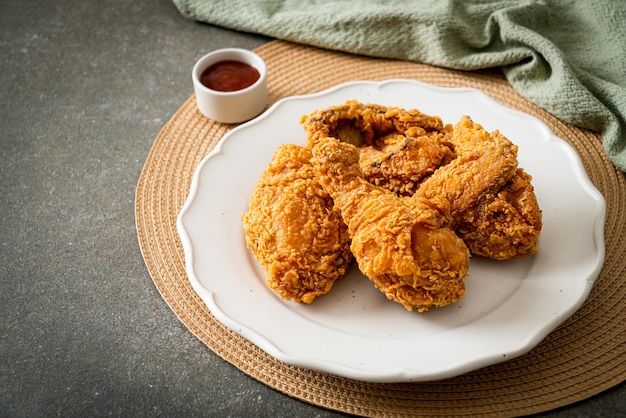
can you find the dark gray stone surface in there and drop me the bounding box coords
[1,0,623,416]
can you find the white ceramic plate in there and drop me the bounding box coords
[177,79,606,382]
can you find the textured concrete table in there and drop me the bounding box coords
[1,0,624,416]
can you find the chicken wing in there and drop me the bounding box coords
[416,116,542,259]
[301,100,445,148]
[454,168,542,259]
[242,143,352,303]
[358,132,455,196]
[301,100,455,196]
[310,137,470,312]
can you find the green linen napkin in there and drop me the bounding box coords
[173,0,626,172]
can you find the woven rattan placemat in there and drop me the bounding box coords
[135,41,626,417]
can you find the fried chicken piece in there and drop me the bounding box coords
[416,116,519,216]
[416,116,542,259]
[310,137,470,312]
[301,100,446,147]
[242,143,352,303]
[301,100,455,196]
[455,168,542,259]
[358,131,456,196]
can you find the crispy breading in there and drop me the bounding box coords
[301,100,446,148]
[416,116,519,216]
[302,103,542,261]
[242,143,352,303]
[454,168,542,259]
[310,137,469,312]
[416,116,542,259]
[301,100,456,196]
[359,132,455,196]
[243,102,543,311]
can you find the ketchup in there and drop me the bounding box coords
[200,60,260,92]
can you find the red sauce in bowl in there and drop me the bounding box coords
[200,60,260,92]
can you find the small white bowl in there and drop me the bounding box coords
[192,48,268,124]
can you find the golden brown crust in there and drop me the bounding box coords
[303,104,542,261]
[310,137,469,312]
[243,101,543,311]
[454,168,542,259]
[302,100,457,196]
[416,117,542,259]
[301,100,446,148]
[242,144,352,303]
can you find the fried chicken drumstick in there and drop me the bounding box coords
[310,137,470,312]
[242,144,352,303]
